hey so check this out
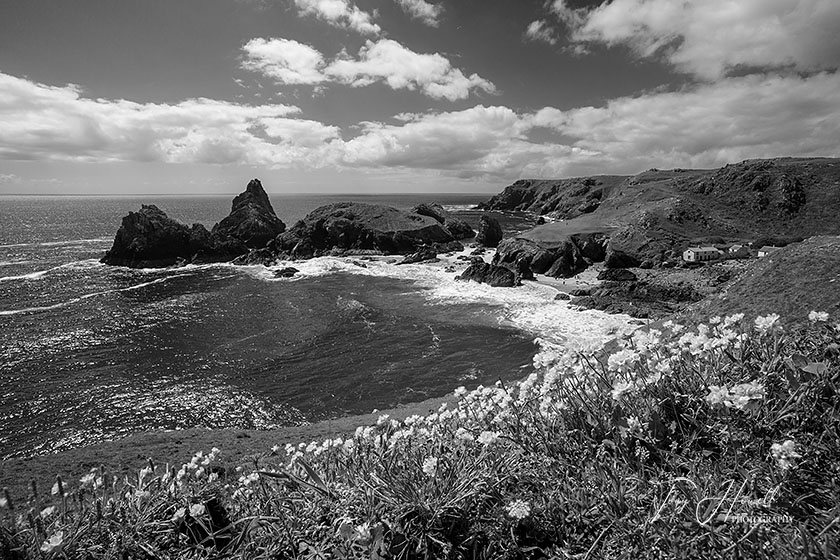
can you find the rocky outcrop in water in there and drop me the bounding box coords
[411,203,474,240]
[456,260,521,287]
[212,179,286,248]
[102,179,284,268]
[274,203,456,259]
[475,215,503,247]
[100,205,216,268]
[492,233,608,278]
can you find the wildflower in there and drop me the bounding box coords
[754,313,781,334]
[506,499,531,520]
[376,414,390,426]
[79,471,97,487]
[455,427,474,442]
[706,382,765,410]
[709,316,722,325]
[0,496,6,509]
[354,522,373,545]
[808,310,829,323]
[271,445,281,454]
[189,503,206,517]
[171,507,186,523]
[607,348,640,372]
[723,313,745,327]
[770,440,802,470]
[40,506,57,519]
[611,380,635,401]
[477,431,500,446]
[422,457,438,477]
[705,385,730,406]
[40,531,65,555]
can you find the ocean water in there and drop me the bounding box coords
[0,194,632,459]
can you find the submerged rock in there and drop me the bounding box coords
[273,266,299,278]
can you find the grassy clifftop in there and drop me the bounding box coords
[482,157,840,264]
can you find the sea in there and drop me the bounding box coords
[0,194,633,460]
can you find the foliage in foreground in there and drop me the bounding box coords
[2,312,840,559]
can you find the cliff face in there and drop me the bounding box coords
[481,158,840,265]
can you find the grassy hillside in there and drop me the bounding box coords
[686,236,840,320]
[483,158,840,263]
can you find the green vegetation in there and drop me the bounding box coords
[2,312,839,559]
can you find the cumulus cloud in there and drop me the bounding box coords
[524,19,557,45]
[0,72,339,166]
[394,0,443,27]
[2,70,838,180]
[0,173,21,184]
[241,37,496,101]
[240,38,326,85]
[326,39,496,100]
[550,0,840,79]
[294,0,381,36]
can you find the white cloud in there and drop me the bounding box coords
[551,0,840,80]
[394,0,443,27]
[3,70,838,180]
[524,19,557,45]
[326,39,496,100]
[0,173,21,183]
[241,37,496,101]
[240,38,326,85]
[0,72,338,166]
[294,0,381,36]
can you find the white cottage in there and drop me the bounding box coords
[683,246,723,262]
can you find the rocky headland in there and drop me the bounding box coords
[101,181,476,269]
[475,157,840,319]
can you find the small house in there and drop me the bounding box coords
[757,246,781,258]
[728,244,750,259]
[682,246,723,262]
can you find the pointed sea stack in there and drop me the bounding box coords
[211,179,286,249]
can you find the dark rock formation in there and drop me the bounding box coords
[493,238,557,274]
[231,248,277,266]
[475,215,503,247]
[554,292,571,300]
[212,179,286,248]
[275,203,455,259]
[101,205,211,268]
[399,246,440,265]
[597,268,638,282]
[456,261,520,287]
[411,203,475,240]
[273,267,299,278]
[574,281,701,319]
[604,248,641,269]
[102,179,283,268]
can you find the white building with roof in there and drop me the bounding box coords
[682,246,723,262]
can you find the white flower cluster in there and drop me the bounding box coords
[705,381,766,411]
[770,439,802,470]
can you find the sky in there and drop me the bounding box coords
[0,0,839,194]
